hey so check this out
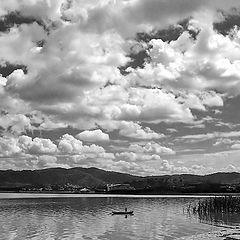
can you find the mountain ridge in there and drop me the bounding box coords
[0,167,240,193]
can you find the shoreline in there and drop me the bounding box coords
[1,192,240,199]
[1,191,240,196]
[177,226,240,240]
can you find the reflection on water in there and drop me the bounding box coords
[197,211,240,226]
[186,196,240,226]
[0,195,238,240]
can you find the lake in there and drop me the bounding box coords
[0,193,239,240]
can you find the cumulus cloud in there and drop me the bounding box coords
[129,142,175,155]
[164,150,240,174]
[124,88,194,123]
[18,135,58,154]
[158,159,214,175]
[3,0,233,132]
[58,134,83,154]
[119,123,163,139]
[0,114,31,134]
[76,129,109,142]
[57,0,240,37]
[1,0,233,133]
[58,134,105,154]
[0,134,110,169]
[1,0,240,174]
[147,22,240,95]
[0,136,21,157]
[0,0,64,21]
[178,91,224,111]
[99,120,164,140]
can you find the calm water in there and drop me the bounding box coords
[0,193,239,240]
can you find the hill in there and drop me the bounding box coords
[0,167,142,189]
[0,167,240,193]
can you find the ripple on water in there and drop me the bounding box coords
[0,196,238,240]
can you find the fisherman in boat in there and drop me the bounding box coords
[112,208,133,215]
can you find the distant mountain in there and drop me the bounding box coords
[205,172,240,184]
[0,167,142,188]
[0,167,240,193]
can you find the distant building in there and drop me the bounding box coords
[44,186,52,191]
[80,188,94,193]
[107,184,135,192]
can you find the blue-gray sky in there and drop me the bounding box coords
[1,0,240,175]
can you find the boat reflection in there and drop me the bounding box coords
[112,208,134,218]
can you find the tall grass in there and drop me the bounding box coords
[187,196,240,225]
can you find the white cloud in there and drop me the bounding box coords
[231,143,240,149]
[158,159,217,175]
[36,155,58,168]
[58,133,105,155]
[100,121,164,140]
[154,22,240,95]
[120,124,163,139]
[0,0,64,21]
[178,91,223,111]
[200,91,224,107]
[116,151,161,162]
[126,88,194,123]
[179,131,240,142]
[0,0,234,136]
[165,149,240,175]
[76,129,109,142]
[1,0,240,173]
[129,142,175,155]
[111,160,161,176]
[18,135,58,154]
[85,86,194,124]
[0,114,31,134]
[0,75,7,86]
[58,0,240,37]
[58,134,84,154]
[0,133,108,161]
[2,0,233,133]
[0,136,21,157]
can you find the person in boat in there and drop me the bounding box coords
[112,208,133,214]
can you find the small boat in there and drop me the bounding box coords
[112,211,134,215]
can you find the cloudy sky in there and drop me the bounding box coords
[1,0,240,175]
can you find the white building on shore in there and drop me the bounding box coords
[107,183,135,192]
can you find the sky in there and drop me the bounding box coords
[1,0,240,176]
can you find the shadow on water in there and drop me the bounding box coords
[186,196,240,226]
[112,213,134,219]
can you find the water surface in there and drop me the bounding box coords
[0,193,238,240]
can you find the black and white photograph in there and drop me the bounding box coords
[1,0,240,239]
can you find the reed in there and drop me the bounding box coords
[189,196,240,214]
[187,196,240,224]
